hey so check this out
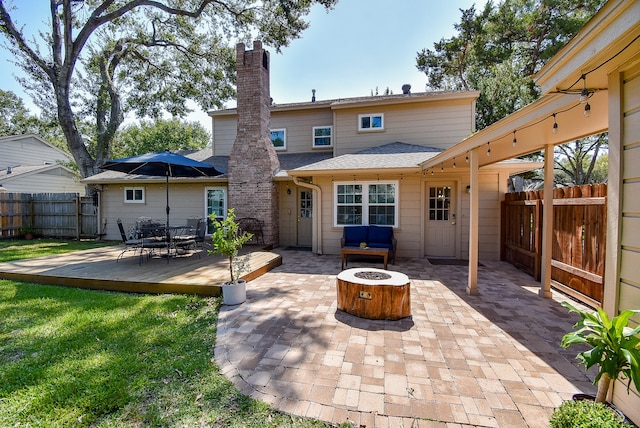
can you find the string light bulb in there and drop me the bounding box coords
[453,157,456,168]
[486,142,491,156]
[552,114,558,134]
[512,131,517,147]
[584,102,591,117]
[580,75,589,103]
[465,153,469,163]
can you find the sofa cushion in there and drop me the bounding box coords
[343,226,368,245]
[368,225,393,245]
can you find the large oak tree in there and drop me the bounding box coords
[0,0,336,179]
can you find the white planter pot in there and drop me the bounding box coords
[221,280,246,305]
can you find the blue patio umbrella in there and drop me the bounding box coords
[101,150,224,235]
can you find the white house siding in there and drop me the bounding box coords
[100,182,212,241]
[611,61,640,421]
[0,135,71,168]
[1,168,84,193]
[333,100,475,156]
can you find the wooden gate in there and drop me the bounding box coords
[501,184,606,306]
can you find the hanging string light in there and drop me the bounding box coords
[512,131,517,147]
[584,102,591,117]
[453,157,456,168]
[465,153,469,163]
[486,142,491,156]
[552,114,558,134]
[579,75,589,103]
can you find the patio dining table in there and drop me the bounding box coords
[137,224,197,261]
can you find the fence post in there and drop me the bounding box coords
[76,196,81,240]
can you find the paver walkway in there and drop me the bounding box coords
[214,250,596,427]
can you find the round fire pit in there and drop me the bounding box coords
[336,268,411,320]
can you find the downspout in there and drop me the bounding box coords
[292,176,323,255]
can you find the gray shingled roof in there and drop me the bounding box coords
[292,142,442,172]
[0,164,65,179]
[83,149,335,182]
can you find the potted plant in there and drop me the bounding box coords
[209,208,253,305]
[20,227,36,240]
[561,301,640,405]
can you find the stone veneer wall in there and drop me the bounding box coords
[228,41,280,246]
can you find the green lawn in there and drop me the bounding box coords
[0,240,337,427]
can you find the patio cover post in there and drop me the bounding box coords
[467,148,479,296]
[539,144,554,298]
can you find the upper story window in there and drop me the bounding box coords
[270,128,286,150]
[334,181,398,227]
[358,113,384,131]
[124,187,145,203]
[312,126,333,148]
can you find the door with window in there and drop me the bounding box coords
[425,184,456,257]
[297,190,312,247]
[206,188,226,234]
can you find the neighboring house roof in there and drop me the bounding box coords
[289,142,442,175]
[0,164,66,180]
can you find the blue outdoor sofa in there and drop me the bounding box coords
[340,225,397,264]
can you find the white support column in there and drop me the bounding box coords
[539,144,554,298]
[467,148,479,296]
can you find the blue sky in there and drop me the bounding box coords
[0,0,484,129]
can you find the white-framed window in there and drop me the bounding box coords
[312,126,333,148]
[358,113,384,131]
[205,187,227,234]
[124,187,145,203]
[334,181,398,227]
[270,128,286,150]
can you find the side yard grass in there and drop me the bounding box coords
[0,240,336,427]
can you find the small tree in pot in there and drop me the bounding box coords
[561,301,640,403]
[209,208,253,305]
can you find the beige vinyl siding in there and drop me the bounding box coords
[2,168,85,193]
[271,109,334,153]
[334,100,474,156]
[211,116,238,156]
[100,182,213,241]
[395,176,422,257]
[611,61,640,421]
[0,135,71,168]
[212,108,334,156]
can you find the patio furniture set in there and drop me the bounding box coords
[116,217,206,264]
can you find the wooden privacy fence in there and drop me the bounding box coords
[0,193,98,239]
[501,184,607,307]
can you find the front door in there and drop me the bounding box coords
[297,190,312,247]
[425,184,456,257]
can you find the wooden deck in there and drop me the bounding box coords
[0,245,282,296]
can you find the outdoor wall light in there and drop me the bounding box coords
[466,185,471,193]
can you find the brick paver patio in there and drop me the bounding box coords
[214,249,596,427]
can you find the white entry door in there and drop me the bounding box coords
[297,190,312,247]
[425,184,456,257]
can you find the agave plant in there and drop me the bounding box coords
[561,301,640,403]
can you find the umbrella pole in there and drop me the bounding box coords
[166,173,170,258]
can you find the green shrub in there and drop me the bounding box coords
[550,400,634,428]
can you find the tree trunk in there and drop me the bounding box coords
[595,373,612,403]
[56,86,98,179]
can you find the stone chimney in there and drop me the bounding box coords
[228,41,280,246]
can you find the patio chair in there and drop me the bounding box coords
[116,219,145,263]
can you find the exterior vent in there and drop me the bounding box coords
[7,167,12,174]
[402,84,411,95]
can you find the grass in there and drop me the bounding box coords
[0,239,117,263]
[0,240,339,427]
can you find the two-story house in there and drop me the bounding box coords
[87,41,538,260]
[0,134,85,194]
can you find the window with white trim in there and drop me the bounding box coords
[358,113,384,131]
[334,181,398,227]
[270,128,286,150]
[312,126,333,148]
[206,187,227,234]
[124,187,145,203]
